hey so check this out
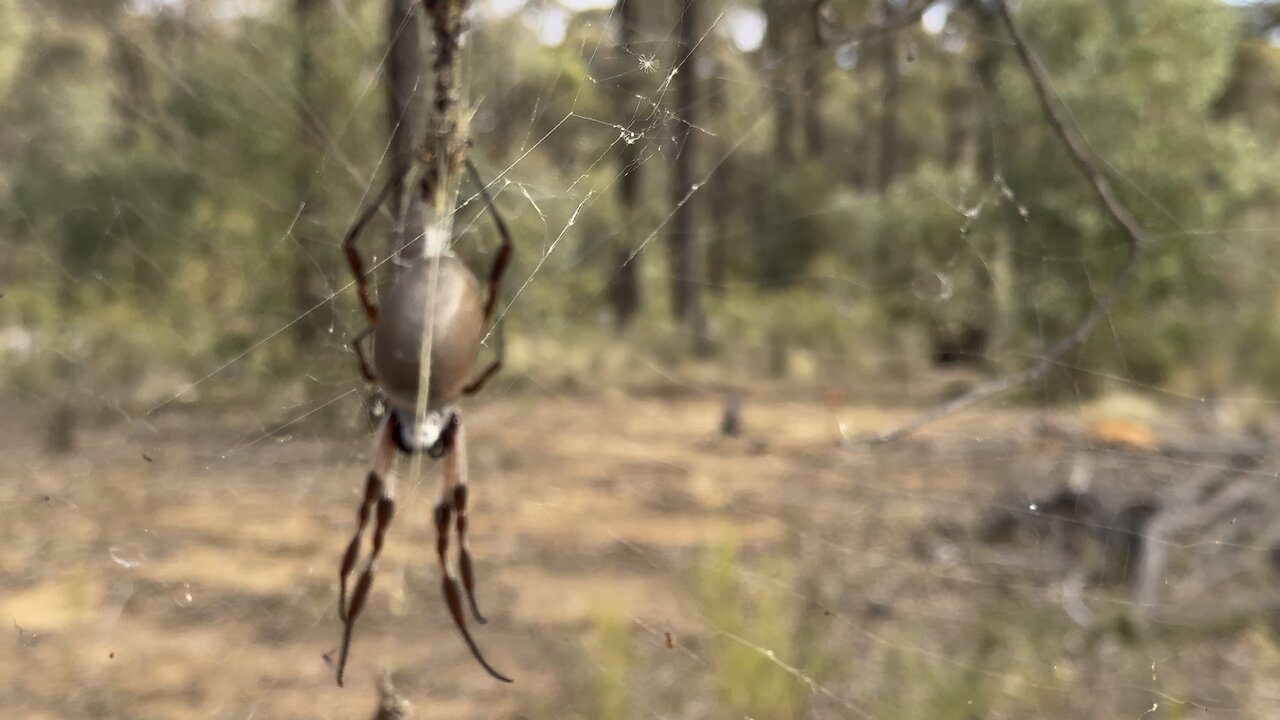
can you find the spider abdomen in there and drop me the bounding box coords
[373,255,484,411]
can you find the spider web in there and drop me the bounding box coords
[2,1,1279,719]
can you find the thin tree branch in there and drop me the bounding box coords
[854,0,1149,448]
[997,2,1147,252]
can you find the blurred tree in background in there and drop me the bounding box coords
[1,0,1277,435]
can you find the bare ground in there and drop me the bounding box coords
[2,390,1277,719]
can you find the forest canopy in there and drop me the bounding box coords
[2,0,1278,418]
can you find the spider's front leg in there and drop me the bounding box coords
[434,413,512,683]
[342,169,404,382]
[343,171,400,325]
[350,326,377,383]
[461,158,513,397]
[335,416,398,687]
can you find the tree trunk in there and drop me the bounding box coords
[45,350,77,454]
[671,0,710,353]
[610,0,641,330]
[973,6,1000,183]
[293,0,331,345]
[764,0,796,165]
[385,0,424,270]
[850,73,873,190]
[670,0,704,344]
[973,4,1014,368]
[875,0,899,192]
[707,154,732,295]
[801,12,825,158]
[109,33,148,149]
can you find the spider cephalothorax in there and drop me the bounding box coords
[335,160,513,686]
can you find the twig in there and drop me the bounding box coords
[854,0,1148,447]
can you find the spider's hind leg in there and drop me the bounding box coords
[446,416,487,624]
[335,416,398,687]
[435,414,512,683]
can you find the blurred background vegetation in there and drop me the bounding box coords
[4,3,1280,718]
[2,0,1278,435]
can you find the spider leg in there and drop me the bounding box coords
[337,466,380,624]
[436,415,513,683]
[350,326,376,383]
[335,416,398,688]
[448,419,487,623]
[461,346,503,396]
[464,158,514,327]
[461,158,513,397]
[343,171,400,326]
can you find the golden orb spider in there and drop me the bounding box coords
[335,159,513,686]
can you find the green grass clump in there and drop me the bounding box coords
[585,607,632,720]
[695,536,833,719]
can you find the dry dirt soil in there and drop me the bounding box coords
[2,391,1276,719]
